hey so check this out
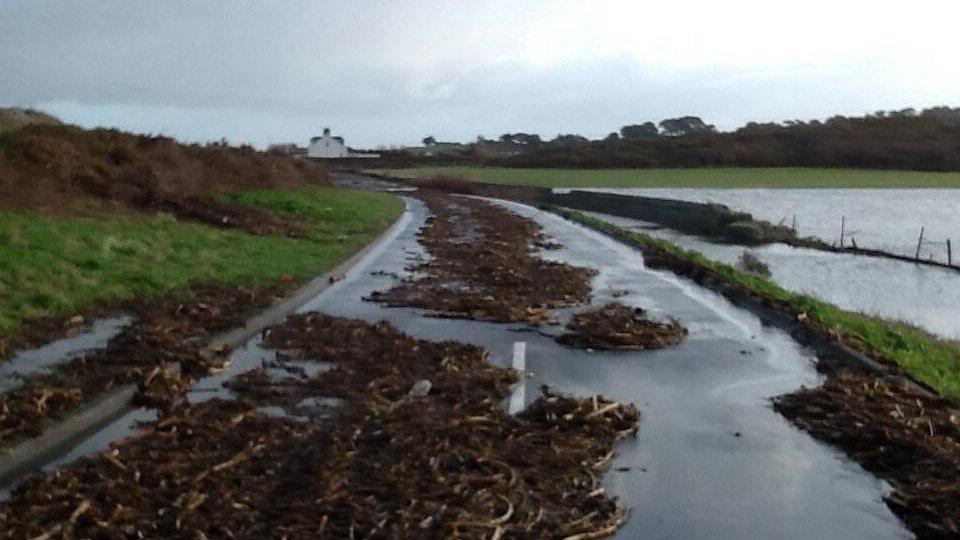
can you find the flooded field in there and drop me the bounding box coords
[587,188,960,264]
[584,211,960,340]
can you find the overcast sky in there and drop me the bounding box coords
[2,0,958,148]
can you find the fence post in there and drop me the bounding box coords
[791,214,797,232]
[948,239,952,266]
[839,216,846,248]
[915,226,925,260]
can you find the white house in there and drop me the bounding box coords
[307,128,380,159]
[307,128,349,158]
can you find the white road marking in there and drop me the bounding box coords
[509,341,527,414]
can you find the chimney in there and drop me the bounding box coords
[323,127,331,136]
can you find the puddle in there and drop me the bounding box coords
[188,336,275,403]
[46,407,157,470]
[0,316,132,392]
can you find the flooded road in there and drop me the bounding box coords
[583,211,960,340]
[299,197,910,539]
[13,196,911,537]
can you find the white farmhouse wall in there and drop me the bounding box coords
[307,134,349,158]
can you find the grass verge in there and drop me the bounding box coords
[557,208,960,399]
[0,187,403,333]
[379,166,960,188]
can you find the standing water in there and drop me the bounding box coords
[582,211,960,340]
[587,188,960,264]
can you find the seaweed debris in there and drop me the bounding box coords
[0,314,639,539]
[0,283,284,442]
[775,370,960,538]
[558,302,688,351]
[368,192,595,325]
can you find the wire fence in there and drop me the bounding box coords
[784,214,956,268]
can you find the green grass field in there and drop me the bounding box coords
[0,187,403,333]
[559,208,960,399]
[381,166,960,188]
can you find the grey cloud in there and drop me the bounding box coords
[3,0,955,147]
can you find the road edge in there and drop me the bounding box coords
[0,198,412,489]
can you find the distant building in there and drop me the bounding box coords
[308,128,348,158]
[307,128,379,159]
[405,141,467,157]
[266,143,307,158]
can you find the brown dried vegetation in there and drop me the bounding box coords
[0,123,328,234]
[0,314,639,539]
[558,302,687,351]
[775,370,960,538]
[369,192,595,324]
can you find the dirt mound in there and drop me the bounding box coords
[775,370,960,537]
[0,123,329,229]
[558,302,688,350]
[368,192,595,324]
[0,314,639,538]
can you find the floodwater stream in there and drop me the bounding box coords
[2,196,913,537]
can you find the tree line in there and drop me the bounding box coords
[414,107,960,171]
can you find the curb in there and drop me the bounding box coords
[0,199,411,489]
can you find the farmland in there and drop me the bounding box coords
[381,166,960,188]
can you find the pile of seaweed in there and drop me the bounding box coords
[774,370,960,537]
[0,283,284,442]
[0,314,639,539]
[368,192,595,325]
[558,302,688,350]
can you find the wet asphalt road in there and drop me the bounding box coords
[299,197,911,539]
[27,195,912,538]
